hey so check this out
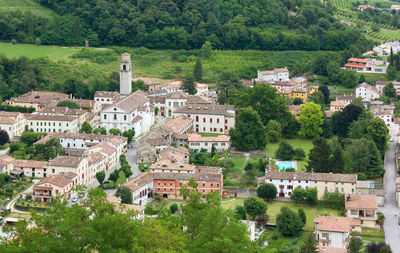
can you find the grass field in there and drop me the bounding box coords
[352,227,385,245]
[221,198,340,231]
[0,0,57,18]
[0,43,81,60]
[229,157,247,175]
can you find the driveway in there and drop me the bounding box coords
[379,137,400,253]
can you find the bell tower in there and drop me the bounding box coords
[120,52,132,97]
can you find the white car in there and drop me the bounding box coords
[72,196,79,202]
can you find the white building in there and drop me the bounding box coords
[0,111,26,139]
[39,106,88,129]
[124,173,154,206]
[195,82,209,96]
[94,91,120,107]
[26,114,79,133]
[375,80,400,96]
[187,133,230,152]
[100,90,154,137]
[47,156,90,185]
[314,216,361,249]
[165,91,189,117]
[257,67,289,83]
[173,104,235,134]
[344,58,388,73]
[163,81,182,93]
[355,82,380,102]
[373,41,400,56]
[345,194,378,228]
[391,5,400,11]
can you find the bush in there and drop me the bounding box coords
[145,205,153,215]
[275,142,294,160]
[357,172,367,181]
[322,192,345,210]
[170,203,178,214]
[257,183,277,201]
[234,205,247,220]
[25,194,32,201]
[177,55,187,62]
[276,206,303,236]
[293,148,306,160]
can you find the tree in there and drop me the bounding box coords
[359,74,366,83]
[108,170,118,186]
[318,85,330,104]
[93,127,107,135]
[275,141,294,160]
[234,205,247,220]
[305,188,318,204]
[323,192,345,210]
[333,104,363,137]
[217,72,242,104]
[348,237,363,253]
[122,129,135,143]
[290,187,306,203]
[115,186,132,204]
[182,77,197,95]
[351,97,364,108]
[309,91,325,105]
[193,58,202,82]
[366,242,392,253]
[79,122,92,134]
[266,120,282,142]
[170,203,178,214]
[298,102,324,137]
[255,215,269,227]
[95,171,105,188]
[387,66,397,81]
[308,137,331,173]
[294,148,306,160]
[109,128,121,135]
[200,41,213,59]
[0,130,9,145]
[276,206,303,236]
[298,209,306,226]
[154,106,159,115]
[371,23,380,32]
[293,98,303,105]
[20,131,45,145]
[56,100,80,109]
[243,196,267,220]
[377,212,385,228]
[230,107,266,151]
[257,183,277,201]
[300,233,318,253]
[366,117,389,157]
[383,82,396,98]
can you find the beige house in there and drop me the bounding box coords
[195,82,209,96]
[85,142,118,171]
[14,160,48,178]
[0,111,26,139]
[137,142,157,164]
[188,133,230,153]
[106,195,145,220]
[94,91,120,107]
[62,98,102,114]
[149,159,196,174]
[345,194,378,228]
[32,172,77,202]
[39,106,88,129]
[159,146,190,163]
[329,101,349,113]
[0,155,15,174]
[87,152,107,183]
[4,91,69,111]
[314,215,361,249]
[47,156,89,185]
[27,114,79,133]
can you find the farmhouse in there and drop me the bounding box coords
[187,133,230,153]
[355,82,380,102]
[345,194,378,228]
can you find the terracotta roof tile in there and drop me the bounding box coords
[345,194,377,209]
[264,170,357,183]
[314,216,358,233]
[35,172,77,188]
[48,156,85,168]
[188,133,230,142]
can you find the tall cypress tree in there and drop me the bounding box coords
[193,57,203,82]
[307,137,331,173]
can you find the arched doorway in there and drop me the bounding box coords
[163,194,168,199]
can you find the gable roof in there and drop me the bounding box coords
[35,172,77,188]
[174,104,235,117]
[356,82,379,94]
[103,90,149,113]
[314,216,360,233]
[345,194,377,210]
[188,133,230,142]
[264,170,357,183]
[161,115,193,134]
[48,156,85,168]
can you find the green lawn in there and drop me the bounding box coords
[262,137,314,171]
[352,227,385,244]
[221,198,341,231]
[229,156,247,175]
[199,133,222,137]
[0,0,57,18]
[0,43,81,60]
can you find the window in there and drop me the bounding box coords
[124,115,127,120]
[210,118,212,123]
[341,188,344,192]
[52,169,55,173]
[203,118,205,123]
[114,114,117,120]
[350,210,358,215]
[196,116,199,122]
[324,187,328,192]
[104,114,107,119]
[321,233,329,240]
[217,118,219,123]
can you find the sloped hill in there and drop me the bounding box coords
[0,0,57,18]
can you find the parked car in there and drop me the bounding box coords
[72,196,79,202]
[390,137,394,142]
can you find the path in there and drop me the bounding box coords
[379,137,400,253]
[6,180,38,214]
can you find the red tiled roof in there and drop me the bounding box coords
[345,63,366,68]
[348,58,369,63]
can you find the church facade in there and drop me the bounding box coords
[99,53,154,137]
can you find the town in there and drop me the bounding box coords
[1,0,400,252]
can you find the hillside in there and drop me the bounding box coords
[0,0,56,18]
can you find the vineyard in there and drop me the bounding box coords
[329,0,400,41]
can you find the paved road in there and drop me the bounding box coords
[126,141,140,178]
[379,137,400,253]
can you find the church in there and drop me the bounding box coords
[99,53,154,137]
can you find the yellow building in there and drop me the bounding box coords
[289,87,308,103]
[308,85,319,95]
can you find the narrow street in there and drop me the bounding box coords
[379,137,400,253]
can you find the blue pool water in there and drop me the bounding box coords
[278,161,293,171]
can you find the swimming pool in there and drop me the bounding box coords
[278,161,293,171]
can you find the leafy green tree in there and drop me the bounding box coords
[182,77,197,95]
[300,233,318,253]
[348,237,363,253]
[298,102,324,137]
[230,107,266,151]
[308,137,331,173]
[79,122,92,134]
[234,205,247,220]
[56,100,80,109]
[358,74,366,84]
[170,203,178,214]
[383,82,396,98]
[109,128,121,135]
[366,117,389,157]
[309,91,325,105]
[193,58,202,82]
[351,97,364,108]
[387,66,397,81]
[200,41,213,59]
[96,171,105,188]
[154,106,159,115]
[20,131,45,145]
[298,209,306,226]
[293,98,303,105]
[290,187,306,203]
[323,192,345,210]
[217,72,242,104]
[122,129,135,143]
[328,138,345,173]
[93,127,107,135]
[319,85,330,104]
[377,212,385,228]
[276,206,303,236]
[275,141,294,160]
[266,120,282,142]
[108,170,119,186]
[243,196,267,220]
[0,130,9,145]
[294,148,306,160]
[115,186,132,204]
[333,104,363,137]
[305,187,318,204]
[257,183,277,201]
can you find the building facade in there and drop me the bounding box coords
[345,194,378,228]
[187,133,230,152]
[355,82,380,102]
[0,111,26,139]
[257,68,290,83]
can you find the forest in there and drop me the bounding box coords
[0,0,371,51]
